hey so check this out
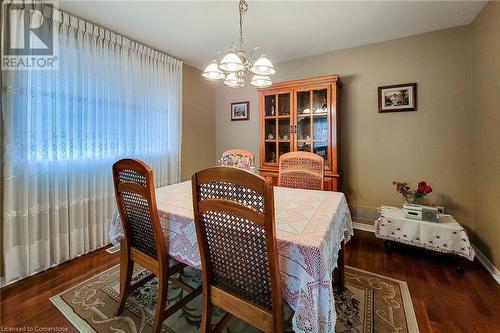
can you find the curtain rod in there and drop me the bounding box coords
[6,0,182,65]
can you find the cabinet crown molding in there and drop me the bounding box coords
[257,74,342,91]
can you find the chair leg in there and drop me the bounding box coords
[199,293,213,333]
[153,274,168,333]
[116,247,133,315]
[213,313,232,333]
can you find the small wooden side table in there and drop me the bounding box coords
[375,206,475,271]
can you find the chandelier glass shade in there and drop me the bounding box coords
[250,75,272,88]
[201,60,225,80]
[224,72,245,88]
[250,55,276,76]
[218,52,245,73]
[202,0,275,88]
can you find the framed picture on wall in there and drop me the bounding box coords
[378,83,417,113]
[231,101,250,121]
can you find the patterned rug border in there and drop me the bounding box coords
[49,265,419,333]
[346,267,419,333]
[51,295,98,333]
[49,265,120,333]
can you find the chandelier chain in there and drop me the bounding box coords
[239,0,248,48]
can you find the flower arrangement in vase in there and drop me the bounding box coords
[393,180,433,204]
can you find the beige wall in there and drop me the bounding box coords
[216,26,476,231]
[215,84,260,162]
[182,64,216,180]
[471,2,500,268]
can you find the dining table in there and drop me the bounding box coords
[109,180,353,333]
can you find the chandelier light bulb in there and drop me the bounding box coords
[202,60,225,80]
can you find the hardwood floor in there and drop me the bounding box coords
[1,230,499,332]
[348,231,500,333]
[1,247,120,332]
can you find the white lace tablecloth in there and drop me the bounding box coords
[375,206,475,260]
[110,181,353,333]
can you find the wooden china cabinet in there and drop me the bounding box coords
[258,75,342,191]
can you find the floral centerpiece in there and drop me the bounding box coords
[393,180,432,204]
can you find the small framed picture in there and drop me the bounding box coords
[231,101,250,121]
[378,83,417,113]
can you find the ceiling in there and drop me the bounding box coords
[58,1,486,69]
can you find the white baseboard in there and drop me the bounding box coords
[350,205,379,223]
[351,220,500,285]
[352,221,376,233]
[472,245,500,285]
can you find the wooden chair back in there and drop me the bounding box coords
[112,158,167,261]
[113,158,202,332]
[191,166,284,332]
[278,151,324,190]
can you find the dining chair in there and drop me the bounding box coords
[112,158,202,333]
[191,166,285,333]
[220,149,256,171]
[278,151,324,190]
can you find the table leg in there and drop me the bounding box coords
[333,242,345,291]
[455,256,467,273]
[383,240,392,253]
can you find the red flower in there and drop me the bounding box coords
[417,181,427,193]
[424,185,432,194]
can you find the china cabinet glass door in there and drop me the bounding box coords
[263,92,292,165]
[294,86,331,169]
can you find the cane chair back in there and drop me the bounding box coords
[220,149,256,171]
[113,159,202,333]
[278,151,324,191]
[112,159,166,260]
[192,166,284,332]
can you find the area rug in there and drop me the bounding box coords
[50,265,418,333]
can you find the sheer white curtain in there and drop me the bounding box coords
[2,5,182,284]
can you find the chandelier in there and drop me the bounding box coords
[201,0,275,88]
